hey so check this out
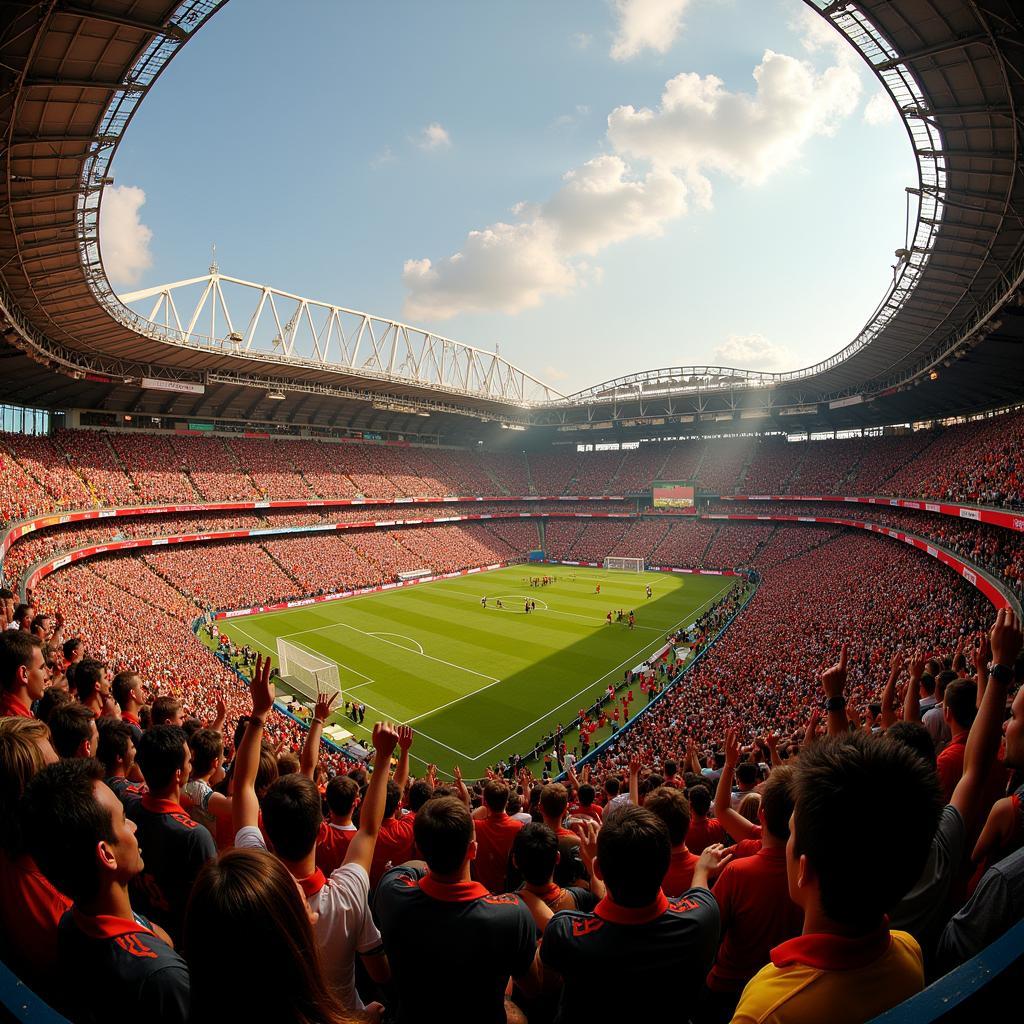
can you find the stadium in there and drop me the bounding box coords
[0,0,1022,1021]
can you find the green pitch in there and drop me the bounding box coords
[214,566,737,776]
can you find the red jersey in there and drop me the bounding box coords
[315,820,356,876]
[686,815,726,854]
[569,802,603,823]
[936,732,968,803]
[370,814,416,888]
[473,812,524,893]
[0,692,32,719]
[662,847,699,898]
[707,844,804,993]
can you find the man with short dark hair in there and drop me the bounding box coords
[732,717,942,1022]
[375,795,540,1023]
[96,718,145,808]
[936,678,978,801]
[539,782,578,843]
[112,671,145,741]
[128,725,215,942]
[512,822,599,930]
[49,703,98,759]
[541,804,725,1021]
[23,759,189,1023]
[644,785,699,897]
[473,779,523,893]
[0,630,46,719]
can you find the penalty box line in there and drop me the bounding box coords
[224,623,468,771]
[463,578,737,764]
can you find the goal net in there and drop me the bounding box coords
[603,556,644,572]
[276,638,341,702]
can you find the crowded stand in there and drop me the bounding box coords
[701,524,776,569]
[106,430,199,503]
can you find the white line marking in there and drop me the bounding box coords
[402,675,505,725]
[369,631,424,655]
[463,579,736,762]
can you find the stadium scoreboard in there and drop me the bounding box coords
[652,481,696,514]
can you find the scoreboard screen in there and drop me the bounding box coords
[652,481,696,513]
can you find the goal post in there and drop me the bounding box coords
[603,556,645,572]
[276,638,341,702]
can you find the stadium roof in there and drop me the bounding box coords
[0,0,1021,438]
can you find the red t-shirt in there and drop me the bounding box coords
[0,692,32,719]
[662,847,699,898]
[370,814,416,888]
[568,802,603,822]
[686,815,726,854]
[937,732,968,803]
[473,812,524,893]
[707,844,803,992]
[314,820,356,876]
[0,850,72,989]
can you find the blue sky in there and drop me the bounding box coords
[103,0,913,394]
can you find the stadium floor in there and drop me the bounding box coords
[215,566,737,776]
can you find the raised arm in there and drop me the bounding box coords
[950,608,1022,833]
[822,643,850,737]
[205,695,227,735]
[232,656,275,836]
[973,634,991,709]
[628,756,641,806]
[570,818,606,901]
[880,652,902,731]
[451,765,471,807]
[903,651,925,724]
[300,688,338,779]
[713,728,760,842]
[393,725,413,793]
[344,722,400,873]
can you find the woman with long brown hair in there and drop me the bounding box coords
[184,847,376,1023]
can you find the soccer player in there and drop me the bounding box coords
[375,796,540,1022]
[481,596,487,608]
[646,584,652,599]
[595,584,600,595]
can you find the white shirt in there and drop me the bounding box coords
[235,826,382,1009]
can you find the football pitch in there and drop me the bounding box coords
[215,566,737,776]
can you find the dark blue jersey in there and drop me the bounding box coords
[374,865,536,1024]
[541,887,720,1023]
[56,908,189,1024]
[127,795,216,943]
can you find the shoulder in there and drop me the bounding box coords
[327,861,370,901]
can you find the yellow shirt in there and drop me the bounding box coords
[731,927,923,1024]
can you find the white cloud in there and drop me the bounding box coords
[863,91,897,125]
[402,157,687,320]
[100,184,153,287]
[607,49,862,187]
[402,38,861,321]
[790,4,856,65]
[418,122,451,150]
[713,333,791,369]
[610,0,694,61]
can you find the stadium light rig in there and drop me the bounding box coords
[267,390,286,400]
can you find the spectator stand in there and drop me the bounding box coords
[555,570,760,777]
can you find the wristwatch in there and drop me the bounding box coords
[825,696,846,713]
[989,663,1013,686]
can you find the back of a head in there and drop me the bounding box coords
[136,725,187,790]
[483,779,509,813]
[276,751,300,777]
[185,848,340,1024]
[407,779,433,812]
[736,762,759,788]
[61,638,81,663]
[687,783,711,817]
[643,786,692,847]
[383,779,403,820]
[944,679,977,731]
[0,718,52,856]
[935,669,957,700]
[886,721,937,770]
[326,774,359,817]
[35,686,71,725]
[738,792,762,824]
[262,774,322,862]
[793,732,942,931]
[597,804,671,907]
[578,783,595,807]
[413,796,473,874]
[23,759,109,903]
[111,671,140,710]
[48,703,95,759]
[513,822,558,885]
[540,782,568,820]
[759,765,796,841]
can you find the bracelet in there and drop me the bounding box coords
[313,717,326,725]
